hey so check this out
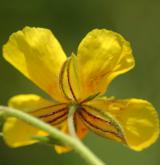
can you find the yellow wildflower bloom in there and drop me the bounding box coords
[2,27,159,153]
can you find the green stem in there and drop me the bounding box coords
[0,106,105,165]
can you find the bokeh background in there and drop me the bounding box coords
[0,0,160,164]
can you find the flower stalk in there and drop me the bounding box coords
[0,105,105,165]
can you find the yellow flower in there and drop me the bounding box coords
[2,27,159,153]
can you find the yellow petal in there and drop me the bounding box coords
[77,29,135,100]
[3,94,66,148]
[3,117,47,148]
[54,113,88,154]
[86,98,159,151]
[54,123,72,154]
[59,54,80,101]
[3,27,67,102]
[74,112,88,139]
[8,94,53,112]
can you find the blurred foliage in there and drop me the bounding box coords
[0,0,160,165]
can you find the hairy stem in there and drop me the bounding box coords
[0,106,105,165]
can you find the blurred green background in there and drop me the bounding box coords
[0,0,160,164]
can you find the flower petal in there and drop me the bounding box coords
[3,27,67,101]
[3,117,47,148]
[86,98,159,151]
[3,94,67,148]
[77,29,135,99]
[8,94,54,112]
[54,113,88,154]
